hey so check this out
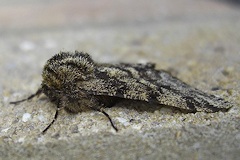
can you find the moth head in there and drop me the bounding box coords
[41,51,95,91]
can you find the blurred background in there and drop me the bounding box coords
[0,0,240,93]
[1,0,240,30]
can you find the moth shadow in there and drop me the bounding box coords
[114,99,190,114]
[38,96,190,114]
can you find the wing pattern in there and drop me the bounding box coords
[78,62,232,112]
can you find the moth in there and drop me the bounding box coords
[10,51,232,133]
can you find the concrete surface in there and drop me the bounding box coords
[0,0,240,160]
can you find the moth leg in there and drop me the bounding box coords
[42,104,65,134]
[42,108,59,134]
[98,107,118,132]
[10,88,43,105]
[89,101,118,132]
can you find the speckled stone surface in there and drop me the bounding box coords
[0,1,240,160]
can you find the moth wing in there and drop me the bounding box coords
[139,68,232,112]
[78,64,232,112]
[78,74,154,102]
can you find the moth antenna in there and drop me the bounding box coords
[99,108,118,132]
[10,88,43,105]
[42,108,59,134]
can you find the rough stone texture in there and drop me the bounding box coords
[0,0,240,160]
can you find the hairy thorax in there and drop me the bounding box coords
[41,51,97,113]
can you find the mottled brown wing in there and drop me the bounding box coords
[78,63,155,102]
[78,63,232,112]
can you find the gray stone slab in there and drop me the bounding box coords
[0,0,240,160]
